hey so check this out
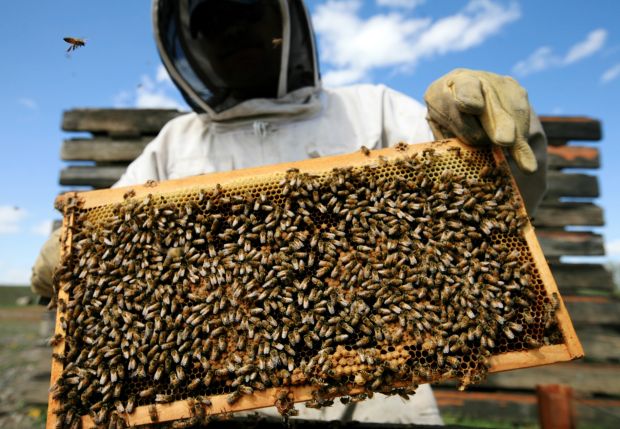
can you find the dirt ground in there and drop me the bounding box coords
[0,305,52,429]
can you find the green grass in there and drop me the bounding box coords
[0,285,37,307]
[443,414,539,429]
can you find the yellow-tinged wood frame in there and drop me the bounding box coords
[48,139,583,428]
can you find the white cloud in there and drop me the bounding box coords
[564,29,607,64]
[17,98,38,110]
[513,46,560,76]
[0,206,27,234]
[376,0,424,10]
[608,238,620,260]
[313,0,520,87]
[135,87,184,109]
[31,220,54,237]
[513,28,607,76]
[601,63,620,83]
[156,64,173,83]
[113,66,185,110]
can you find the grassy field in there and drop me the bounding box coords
[0,285,37,307]
[0,305,49,429]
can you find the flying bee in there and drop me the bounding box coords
[63,37,86,52]
[272,37,283,47]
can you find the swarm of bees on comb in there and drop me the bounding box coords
[49,143,567,428]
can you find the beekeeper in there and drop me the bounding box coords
[32,0,547,425]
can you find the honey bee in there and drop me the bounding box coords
[395,142,409,152]
[125,396,136,414]
[139,387,156,399]
[63,37,86,52]
[187,378,201,391]
[551,292,560,311]
[272,37,283,47]
[155,394,173,403]
[148,404,159,422]
[123,189,136,200]
[226,390,241,405]
[48,334,64,347]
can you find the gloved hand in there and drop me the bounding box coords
[424,68,537,173]
[31,228,61,299]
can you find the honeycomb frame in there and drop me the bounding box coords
[48,139,583,428]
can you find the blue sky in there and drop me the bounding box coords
[1,0,619,285]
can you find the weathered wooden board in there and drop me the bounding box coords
[549,263,614,294]
[59,166,126,188]
[576,326,620,363]
[547,146,600,169]
[564,297,620,326]
[436,390,538,427]
[480,362,620,396]
[533,202,604,227]
[59,110,600,141]
[61,138,150,161]
[62,109,183,136]
[535,230,604,257]
[546,171,599,198]
[538,116,602,141]
[435,390,620,428]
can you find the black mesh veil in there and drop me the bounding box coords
[153,0,320,114]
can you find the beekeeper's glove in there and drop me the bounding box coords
[424,68,537,173]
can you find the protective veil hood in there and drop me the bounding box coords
[152,0,321,118]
